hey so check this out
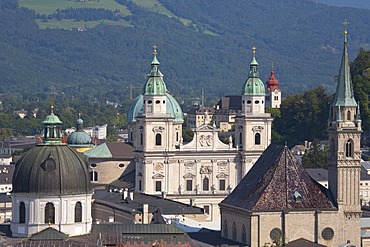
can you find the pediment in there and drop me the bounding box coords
[152,173,165,179]
[216,172,229,179]
[183,173,196,179]
[196,124,217,132]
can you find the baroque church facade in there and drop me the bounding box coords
[220,32,361,246]
[127,46,272,223]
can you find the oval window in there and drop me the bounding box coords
[148,100,152,104]
[255,100,259,104]
[247,100,252,104]
[156,100,160,104]
[90,163,97,168]
[118,163,125,169]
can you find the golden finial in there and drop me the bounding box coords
[343,19,349,37]
[252,46,257,55]
[51,105,54,114]
[78,113,81,119]
[153,44,158,55]
[48,219,51,227]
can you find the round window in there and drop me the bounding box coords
[270,228,282,242]
[41,159,56,172]
[118,163,125,169]
[322,227,334,240]
[90,163,97,168]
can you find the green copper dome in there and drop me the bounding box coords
[128,47,184,123]
[127,94,184,123]
[243,47,266,96]
[13,107,92,196]
[67,116,92,146]
[144,53,167,95]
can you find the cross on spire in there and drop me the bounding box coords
[153,44,158,55]
[252,46,257,55]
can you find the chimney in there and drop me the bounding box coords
[122,188,128,200]
[129,191,134,201]
[143,204,149,224]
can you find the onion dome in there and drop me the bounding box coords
[67,115,92,145]
[12,107,91,195]
[144,45,167,95]
[127,46,184,123]
[266,66,279,91]
[127,94,184,123]
[243,47,266,96]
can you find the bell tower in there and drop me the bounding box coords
[234,47,273,177]
[327,29,361,245]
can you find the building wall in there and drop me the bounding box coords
[11,193,93,237]
[221,206,355,247]
[88,159,133,184]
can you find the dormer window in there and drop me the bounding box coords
[293,191,302,202]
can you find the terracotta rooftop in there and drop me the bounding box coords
[221,145,335,211]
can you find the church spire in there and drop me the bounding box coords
[249,46,259,78]
[331,28,357,108]
[144,45,167,95]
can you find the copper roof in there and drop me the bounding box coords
[221,145,335,211]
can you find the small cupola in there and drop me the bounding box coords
[42,106,63,145]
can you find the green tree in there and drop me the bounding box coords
[273,86,331,147]
[352,48,370,137]
[301,140,328,169]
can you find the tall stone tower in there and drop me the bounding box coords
[127,47,184,194]
[327,30,362,246]
[234,47,273,177]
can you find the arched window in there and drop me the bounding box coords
[346,140,353,158]
[239,133,242,145]
[90,171,98,182]
[242,224,246,243]
[75,202,82,222]
[155,133,162,146]
[255,133,261,145]
[347,110,351,120]
[330,139,335,158]
[140,133,143,145]
[45,202,55,224]
[203,177,209,191]
[223,220,228,238]
[232,222,237,240]
[19,202,25,223]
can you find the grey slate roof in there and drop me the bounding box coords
[29,227,69,241]
[93,190,204,215]
[221,145,335,211]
